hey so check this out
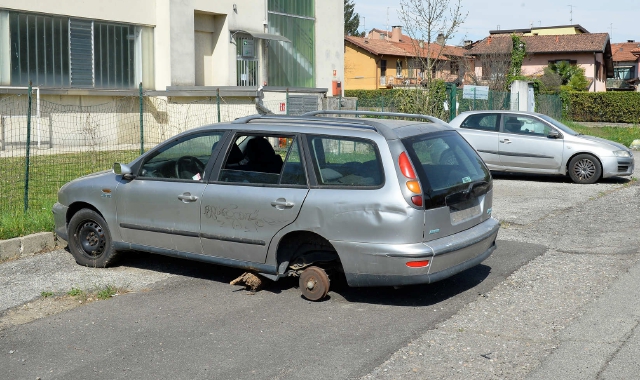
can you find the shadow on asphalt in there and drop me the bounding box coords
[491,172,632,185]
[115,251,492,307]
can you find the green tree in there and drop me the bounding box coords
[344,0,362,36]
[548,61,590,91]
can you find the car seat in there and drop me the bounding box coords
[245,137,283,174]
[504,117,523,133]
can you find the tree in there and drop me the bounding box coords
[344,0,361,36]
[548,61,590,91]
[398,0,467,88]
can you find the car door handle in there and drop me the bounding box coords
[271,198,294,209]
[500,139,512,144]
[178,193,198,202]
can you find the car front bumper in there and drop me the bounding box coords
[52,202,69,241]
[331,217,500,287]
[601,156,634,178]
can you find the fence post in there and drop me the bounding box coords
[24,82,32,212]
[139,83,144,155]
[286,88,289,116]
[216,88,221,122]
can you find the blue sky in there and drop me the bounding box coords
[352,0,638,44]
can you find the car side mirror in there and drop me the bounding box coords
[547,130,560,139]
[113,163,135,180]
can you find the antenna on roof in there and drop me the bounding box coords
[363,17,366,38]
[568,5,574,23]
[386,7,390,40]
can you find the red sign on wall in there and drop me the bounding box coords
[280,102,286,112]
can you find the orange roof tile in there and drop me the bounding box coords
[467,33,610,55]
[611,42,640,61]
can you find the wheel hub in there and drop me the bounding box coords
[299,266,330,301]
[78,221,106,257]
[306,280,316,290]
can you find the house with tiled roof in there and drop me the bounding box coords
[344,26,465,90]
[466,28,614,92]
[608,41,640,90]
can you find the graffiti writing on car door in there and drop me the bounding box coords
[203,205,278,232]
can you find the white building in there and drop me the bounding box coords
[0,0,344,97]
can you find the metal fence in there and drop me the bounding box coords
[342,89,562,121]
[0,86,320,216]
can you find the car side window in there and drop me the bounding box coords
[138,132,223,180]
[218,134,306,186]
[307,135,383,187]
[460,114,499,132]
[503,115,552,136]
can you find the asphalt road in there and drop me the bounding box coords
[0,169,636,380]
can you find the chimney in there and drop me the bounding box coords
[436,33,445,45]
[464,40,473,48]
[391,26,402,42]
[628,40,636,43]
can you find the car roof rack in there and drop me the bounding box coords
[302,110,447,125]
[232,114,377,131]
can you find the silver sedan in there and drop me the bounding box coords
[449,110,634,184]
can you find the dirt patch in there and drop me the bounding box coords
[0,296,86,330]
[0,288,130,331]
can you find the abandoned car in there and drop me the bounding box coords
[53,111,499,301]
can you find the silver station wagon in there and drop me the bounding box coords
[449,110,635,184]
[53,111,499,301]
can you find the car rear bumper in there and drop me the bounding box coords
[52,202,69,241]
[332,217,500,287]
[601,156,634,178]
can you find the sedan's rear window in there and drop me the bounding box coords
[403,131,491,201]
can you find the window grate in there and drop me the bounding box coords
[69,19,94,87]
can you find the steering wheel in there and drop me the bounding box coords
[175,156,205,179]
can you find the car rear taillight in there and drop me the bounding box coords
[399,152,423,207]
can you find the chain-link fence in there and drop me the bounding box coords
[0,87,321,218]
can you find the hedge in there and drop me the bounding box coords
[562,91,640,123]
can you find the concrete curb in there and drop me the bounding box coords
[0,232,64,262]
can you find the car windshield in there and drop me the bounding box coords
[402,131,491,207]
[537,114,579,135]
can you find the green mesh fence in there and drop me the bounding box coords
[457,91,513,113]
[0,91,316,220]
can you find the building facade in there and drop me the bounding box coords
[466,27,613,92]
[0,0,343,94]
[344,27,465,90]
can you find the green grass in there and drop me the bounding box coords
[563,121,640,147]
[40,291,54,298]
[0,150,138,240]
[96,285,119,300]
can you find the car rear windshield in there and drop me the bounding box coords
[402,131,491,207]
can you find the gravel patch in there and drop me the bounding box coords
[0,250,173,314]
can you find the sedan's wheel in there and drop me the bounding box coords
[299,266,330,301]
[68,209,119,267]
[568,154,602,184]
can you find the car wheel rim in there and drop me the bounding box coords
[76,220,106,257]
[573,159,596,181]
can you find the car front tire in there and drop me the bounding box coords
[68,209,119,267]
[568,154,602,184]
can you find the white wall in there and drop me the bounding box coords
[315,0,344,94]
[2,0,344,92]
